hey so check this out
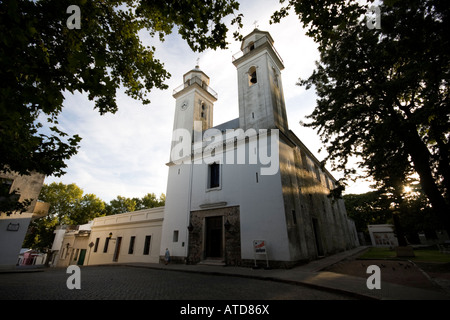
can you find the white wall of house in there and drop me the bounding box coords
[0,213,33,268]
[87,207,164,265]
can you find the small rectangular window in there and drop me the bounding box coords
[93,238,100,252]
[173,230,179,242]
[103,238,110,253]
[314,164,321,181]
[128,236,136,254]
[208,163,220,188]
[292,210,297,225]
[143,236,151,255]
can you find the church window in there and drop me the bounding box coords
[172,231,179,243]
[256,172,259,183]
[249,41,255,51]
[292,210,297,225]
[300,151,309,170]
[248,66,257,86]
[208,163,220,189]
[314,164,321,181]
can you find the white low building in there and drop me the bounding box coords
[86,207,164,265]
[368,224,399,247]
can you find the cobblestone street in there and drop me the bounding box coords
[0,265,354,300]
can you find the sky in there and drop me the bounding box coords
[45,0,373,202]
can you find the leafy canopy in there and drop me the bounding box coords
[0,0,242,177]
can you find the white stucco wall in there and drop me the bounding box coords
[88,207,164,265]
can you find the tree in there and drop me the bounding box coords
[38,182,108,225]
[24,182,106,257]
[106,195,137,215]
[70,193,106,225]
[23,215,59,255]
[343,191,392,234]
[134,192,165,210]
[0,0,242,177]
[271,0,450,233]
[38,182,85,225]
[105,192,165,214]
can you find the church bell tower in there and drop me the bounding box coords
[161,65,218,263]
[232,29,289,133]
[171,65,218,142]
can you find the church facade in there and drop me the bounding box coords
[160,29,359,268]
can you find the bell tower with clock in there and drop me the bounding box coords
[171,65,218,142]
[161,65,218,263]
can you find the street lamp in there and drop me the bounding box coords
[224,219,231,231]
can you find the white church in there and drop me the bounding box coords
[159,29,359,268]
[49,29,358,269]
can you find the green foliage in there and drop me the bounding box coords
[343,191,393,233]
[105,192,165,215]
[0,178,32,215]
[0,0,242,177]
[23,215,59,253]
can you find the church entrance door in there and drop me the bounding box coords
[205,216,223,259]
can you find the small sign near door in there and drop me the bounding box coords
[253,240,266,253]
[253,240,270,269]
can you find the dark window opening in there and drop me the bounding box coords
[93,238,100,252]
[292,210,297,225]
[209,163,220,188]
[103,238,110,253]
[143,236,151,255]
[128,236,135,254]
[248,67,257,86]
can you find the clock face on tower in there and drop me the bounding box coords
[180,100,189,110]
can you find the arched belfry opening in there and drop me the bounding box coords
[248,66,257,86]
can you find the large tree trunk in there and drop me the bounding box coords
[400,121,450,235]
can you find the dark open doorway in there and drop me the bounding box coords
[205,216,223,259]
[312,218,324,257]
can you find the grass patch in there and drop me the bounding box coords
[359,247,396,259]
[358,246,450,263]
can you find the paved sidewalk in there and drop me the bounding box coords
[126,247,450,300]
